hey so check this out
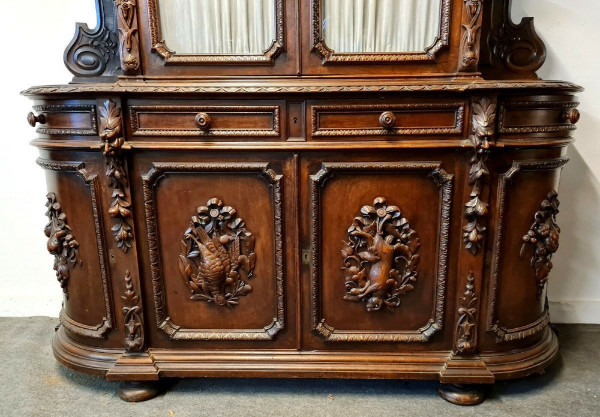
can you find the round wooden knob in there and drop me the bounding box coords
[562,108,580,124]
[195,112,211,130]
[27,112,46,127]
[379,111,396,129]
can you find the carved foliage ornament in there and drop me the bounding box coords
[342,198,420,313]
[459,0,483,71]
[121,270,144,352]
[464,97,496,255]
[520,191,561,298]
[99,100,134,252]
[456,271,478,353]
[44,193,82,297]
[179,198,256,307]
[115,0,140,74]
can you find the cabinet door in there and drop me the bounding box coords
[136,152,296,348]
[302,154,454,349]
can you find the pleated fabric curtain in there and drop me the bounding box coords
[322,0,442,53]
[158,0,276,55]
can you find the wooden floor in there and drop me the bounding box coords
[0,318,598,417]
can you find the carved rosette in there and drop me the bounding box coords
[520,191,561,298]
[44,193,82,297]
[179,198,256,307]
[115,0,140,74]
[458,0,483,71]
[456,272,478,353]
[121,270,144,352]
[99,100,134,252]
[464,97,497,255]
[341,198,421,313]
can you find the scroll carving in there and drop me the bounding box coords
[64,0,119,78]
[489,0,546,75]
[342,198,420,313]
[179,198,255,307]
[464,97,496,255]
[520,191,561,299]
[122,270,144,352]
[456,272,478,353]
[115,0,140,74]
[44,193,82,297]
[458,0,483,71]
[99,100,134,252]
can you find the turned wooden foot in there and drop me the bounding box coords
[437,384,488,406]
[118,381,165,402]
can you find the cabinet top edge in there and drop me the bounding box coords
[21,79,583,97]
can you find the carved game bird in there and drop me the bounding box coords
[186,225,240,306]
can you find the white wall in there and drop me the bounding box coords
[0,0,598,323]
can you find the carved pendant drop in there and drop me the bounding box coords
[520,191,561,298]
[341,197,421,313]
[179,198,256,307]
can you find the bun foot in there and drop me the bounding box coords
[118,381,165,402]
[437,384,488,405]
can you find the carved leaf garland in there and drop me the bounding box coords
[456,271,478,353]
[341,197,421,313]
[178,198,256,307]
[121,270,144,352]
[520,191,561,298]
[44,193,82,297]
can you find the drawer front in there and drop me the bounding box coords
[32,103,98,136]
[309,100,465,139]
[498,97,580,136]
[129,102,282,138]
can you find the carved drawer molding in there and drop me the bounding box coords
[37,159,113,339]
[129,105,281,138]
[487,157,569,342]
[32,104,98,136]
[142,162,285,341]
[310,162,453,342]
[498,100,580,135]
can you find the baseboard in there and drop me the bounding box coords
[1,296,599,324]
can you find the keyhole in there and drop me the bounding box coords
[293,117,298,124]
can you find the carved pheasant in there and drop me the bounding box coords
[186,225,240,306]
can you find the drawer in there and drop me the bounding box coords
[498,97,580,136]
[308,100,466,139]
[29,103,98,136]
[128,101,282,138]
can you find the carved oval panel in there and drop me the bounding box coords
[178,198,256,307]
[341,197,421,313]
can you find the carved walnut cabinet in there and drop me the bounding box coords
[24,0,581,405]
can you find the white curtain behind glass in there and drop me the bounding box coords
[159,0,276,55]
[322,0,442,53]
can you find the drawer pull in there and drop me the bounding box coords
[27,112,46,127]
[562,108,580,124]
[194,112,211,130]
[379,111,396,129]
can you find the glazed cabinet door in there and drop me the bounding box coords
[133,152,296,349]
[301,152,456,350]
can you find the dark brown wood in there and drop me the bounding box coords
[24,0,582,404]
[437,384,488,406]
[118,381,165,402]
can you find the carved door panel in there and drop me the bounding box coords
[137,153,295,348]
[485,152,568,347]
[301,154,454,349]
[38,153,113,340]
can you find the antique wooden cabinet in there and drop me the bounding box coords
[24,0,582,405]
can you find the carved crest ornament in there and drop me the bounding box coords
[521,191,561,298]
[341,198,421,313]
[179,198,256,307]
[44,193,82,297]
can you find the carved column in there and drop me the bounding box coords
[458,0,484,72]
[114,0,141,75]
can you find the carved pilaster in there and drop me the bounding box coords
[464,97,497,255]
[521,191,561,299]
[122,271,144,352]
[99,100,134,252]
[44,193,82,297]
[458,0,484,71]
[455,271,478,354]
[64,0,120,78]
[115,0,141,75]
